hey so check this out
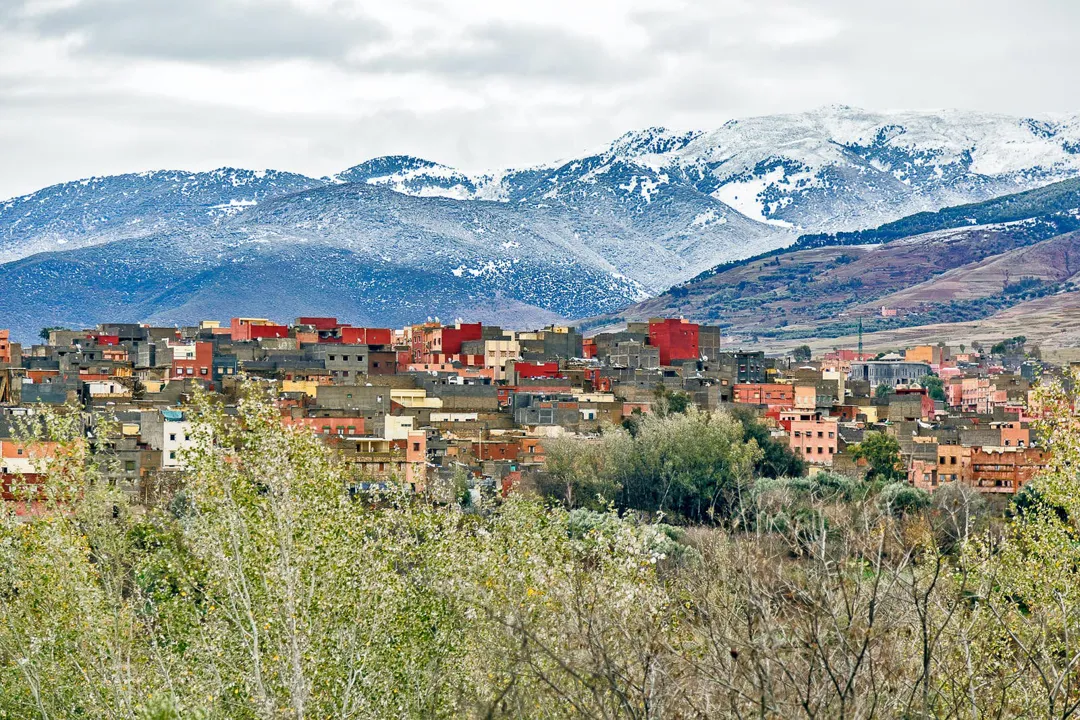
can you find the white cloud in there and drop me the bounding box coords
[1,0,1079,199]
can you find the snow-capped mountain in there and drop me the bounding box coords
[4,105,1080,341]
[0,168,323,263]
[357,106,1080,232]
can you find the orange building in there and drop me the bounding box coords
[733,383,795,411]
[965,447,1048,494]
[0,330,10,364]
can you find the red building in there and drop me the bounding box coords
[87,333,120,346]
[514,362,562,380]
[733,383,795,411]
[341,327,394,346]
[297,317,339,331]
[441,323,483,356]
[172,341,213,380]
[230,318,289,342]
[648,319,699,366]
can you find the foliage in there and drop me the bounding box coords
[875,382,892,399]
[792,344,812,362]
[878,482,932,516]
[991,335,1027,355]
[921,374,947,402]
[728,405,807,479]
[37,326,67,341]
[9,380,1080,718]
[850,431,906,483]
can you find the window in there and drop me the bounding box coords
[200,368,208,376]
[342,356,349,362]
[169,451,176,460]
[329,355,336,361]
[939,456,946,464]
[124,461,136,472]
[169,434,176,442]
[413,442,420,451]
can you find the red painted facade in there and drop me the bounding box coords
[230,318,289,341]
[515,362,562,379]
[341,327,393,346]
[441,323,483,356]
[172,341,214,380]
[648,319,699,366]
[298,317,339,331]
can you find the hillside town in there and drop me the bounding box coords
[0,317,1053,508]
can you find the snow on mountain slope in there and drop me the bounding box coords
[5,106,1080,340]
[0,168,325,263]
[0,183,651,342]
[356,107,1080,233]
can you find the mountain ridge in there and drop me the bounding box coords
[6,106,1080,342]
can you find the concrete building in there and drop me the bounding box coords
[849,360,932,388]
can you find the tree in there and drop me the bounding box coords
[38,326,67,341]
[875,383,892,399]
[793,344,812,362]
[850,431,905,483]
[729,405,807,479]
[921,374,946,402]
[613,407,762,523]
[537,435,622,510]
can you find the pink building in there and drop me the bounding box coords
[782,410,839,466]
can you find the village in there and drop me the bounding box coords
[0,316,1051,507]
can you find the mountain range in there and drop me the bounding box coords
[5,105,1080,342]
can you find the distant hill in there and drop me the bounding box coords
[797,176,1080,248]
[604,177,1080,346]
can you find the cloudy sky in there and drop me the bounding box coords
[1,0,1078,199]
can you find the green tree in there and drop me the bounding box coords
[793,344,812,362]
[921,374,946,402]
[613,407,762,523]
[875,383,892,399]
[38,326,67,342]
[537,434,623,510]
[850,431,905,484]
[728,405,807,478]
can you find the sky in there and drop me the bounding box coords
[1,0,1079,200]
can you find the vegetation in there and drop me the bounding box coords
[850,431,905,483]
[792,344,812,362]
[799,176,1080,247]
[992,335,1028,355]
[5,380,1080,717]
[921,374,947,402]
[37,326,67,341]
